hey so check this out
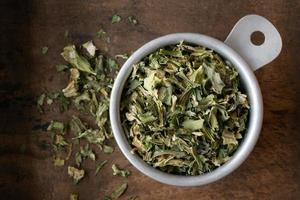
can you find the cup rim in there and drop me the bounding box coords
[109,33,263,186]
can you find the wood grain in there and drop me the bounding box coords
[0,0,299,199]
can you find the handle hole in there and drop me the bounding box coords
[251,31,265,46]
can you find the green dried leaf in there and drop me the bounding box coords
[82,41,97,58]
[68,166,85,183]
[47,92,60,99]
[222,129,238,145]
[96,29,110,43]
[143,70,161,92]
[115,54,129,60]
[56,64,69,72]
[112,164,130,177]
[78,144,96,162]
[74,91,91,111]
[138,112,157,124]
[103,145,114,154]
[96,29,106,38]
[42,46,48,54]
[111,15,121,24]
[96,102,109,128]
[70,193,78,200]
[203,63,225,94]
[95,160,108,175]
[47,121,65,132]
[57,92,71,112]
[46,97,53,105]
[37,93,46,106]
[55,134,69,147]
[73,129,106,146]
[111,183,128,199]
[70,116,87,135]
[53,157,65,167]
[182,118,204,130]
[75,146,95,166]
[103,196,112,200]
[61,45,95,75]
[37,93,46,112]
[106,58,119,70]
[128,16,138,25]
[62,68,80,97]
[75,152,82,167]
[64,30,69,38]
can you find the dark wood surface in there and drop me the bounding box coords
[0,0,299,199]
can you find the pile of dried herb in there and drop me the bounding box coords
[42,41,120,184]
[37,13,141,199]
[39,40,130,199]
[52,41,117,154]
[121,42,250,175]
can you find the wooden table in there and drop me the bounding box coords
[0,0,299,199]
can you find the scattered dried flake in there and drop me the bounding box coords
[128,16,138,25]
[57,92,71,112]
[53,157,65,167]
[111,15,121,24]
[47,92,60,99]
[112,164,130,177]
[70,193,78,200]
[47,120,65,132]
[115,54,129,60]
[106,58,119,70]
[42,46,48,54]
[103,196,112,200]
[55,134,69,147]
[56,64,69,72]
[96,29,110,43]
[65,144,73,161]
[40,40,135,197]
[72,128,106,147]
[62,68,80,97]
[75,144,96,166]
[65,30,69,38]
[68,166,85,183]
[82,41,97,58]
[95,160,108,175]
[46,97,53,105]
[70,116,87,135]
[37,93,46,112]
[111,183,128,199]
[103,145,114,154]
[96,29,106,38]
[128,196,138,200]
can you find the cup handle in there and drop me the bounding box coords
[224,15,282,71]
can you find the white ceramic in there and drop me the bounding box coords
[109,15,282,186]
